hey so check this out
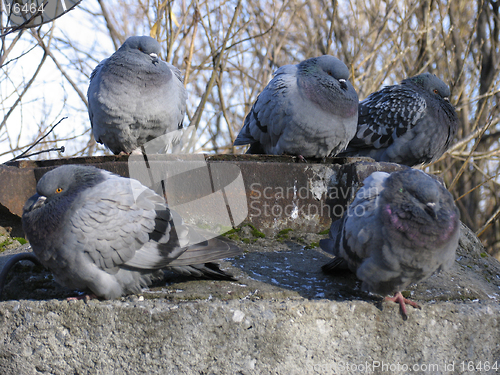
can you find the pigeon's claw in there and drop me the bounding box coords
[384,291,421,321]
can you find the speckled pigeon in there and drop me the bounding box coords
[320,168,460,319]
[339,73,458,166]
[21,165,241,299]
[233,55,359,158]
[88,36,187,154]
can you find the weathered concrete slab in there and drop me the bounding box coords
[1,298,499,375]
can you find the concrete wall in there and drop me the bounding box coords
[1,299,499,375]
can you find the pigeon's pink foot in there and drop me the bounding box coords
[384,291,421,321]
[66,294,97,302]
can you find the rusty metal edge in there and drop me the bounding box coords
[0,155,381,237]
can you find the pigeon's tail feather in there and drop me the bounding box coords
[167,236,241,281]
[138,269,165,287]
[233,133,252,146]
[0,252,43,300]
[169,236,242,266]
[168,262,238,281]
[245,142,266,154]
[319,216,345,256]
[321,257,350,274]
[319,238,334,253]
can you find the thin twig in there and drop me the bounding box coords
[189,0,243,134]
[0,51,48,133]
[0,41,37,68]
[447,114,500,153]
[183,4,199,86]
[0,26,24,66]
[454,171,500,202]
[4,117,67,163]
[30,29,88,106]
[8,146,65,162]
[98,0,121,48]
[476,205,500,237]
[448,115,494,191]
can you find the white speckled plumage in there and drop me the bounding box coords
[340,73,458,166]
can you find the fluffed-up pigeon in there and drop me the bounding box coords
[339,73,458,166]
[21,165,241,299]
[320,168,460,319]
[234,55,359,158]
[88,36,187,154]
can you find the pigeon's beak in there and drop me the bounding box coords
[424,202,438,219]
[23,194,47,213]
[338,78,348,90]
[150,53,159,65]
[444,96,450,102]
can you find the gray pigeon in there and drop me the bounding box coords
[21,165,241,299]
[320,168,460,319]
[88,36,187,154]
[338,73,458,166]
[233,55,359,158]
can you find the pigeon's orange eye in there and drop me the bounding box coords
[55,187,63,194]
[433,89,439,94]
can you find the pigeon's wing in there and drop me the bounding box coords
[124,206,242,271]
[337,172,390,268]
[234,65,298,151]
[89,58,106,82]
[54,170,240,293]
[321,171,389,273]
[168,227,242,265]
[319,213,347,257]
[68,174,184,273]
[348,86,427,150]
[162,62,187,130]
[165,231,242,280]
[87,58,107,132]
[166,62,184,83]
[320,215,350,271]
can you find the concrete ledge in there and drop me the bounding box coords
[1,298,499,375]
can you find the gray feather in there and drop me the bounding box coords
[87,36,187,154]
[21,165,242,299]
[234,55,359,157]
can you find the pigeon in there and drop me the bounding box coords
[339,73,458,166]
[320,168,460,320]
[21,165,241,300]
[88,36,187,154]
[233,55,359,158]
